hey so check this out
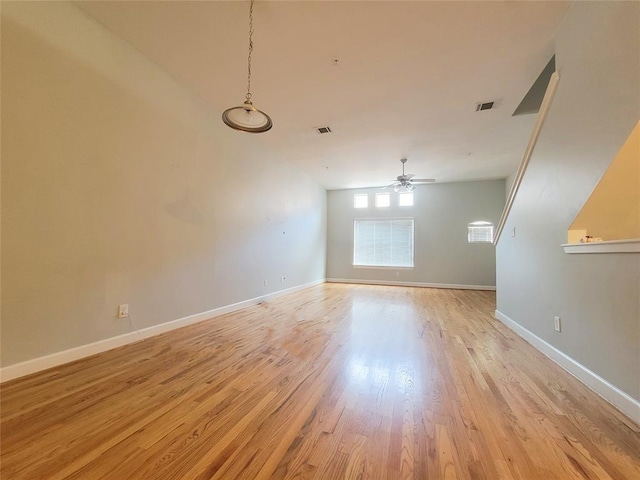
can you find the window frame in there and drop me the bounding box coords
[397,191,414,207]
[353,193,369,209]
[467,221,494,243]
[375,192,391,208]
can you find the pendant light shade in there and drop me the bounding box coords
[223,0,272,133]
[222,100,273,133]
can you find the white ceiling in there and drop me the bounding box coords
[76,0,570,190]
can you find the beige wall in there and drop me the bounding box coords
[496,1,639,402]
[1,2,326,367]
[570,121,640,241]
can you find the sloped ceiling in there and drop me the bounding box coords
[75,0,570,190]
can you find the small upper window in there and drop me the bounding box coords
[468,221,494,243]
[375,192,390,208]
[398,192,414,207]
[354,194,368,209]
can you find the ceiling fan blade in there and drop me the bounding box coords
[411,178,436,184]
[382,182,400,190]
[405,173,415,179]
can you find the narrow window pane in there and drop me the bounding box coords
[354,194,368,208]
[398,192,414,206]
[391,220,414,266]
[375,192,391,208]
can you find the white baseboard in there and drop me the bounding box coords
[326,278,496,291]
[0,279,325,383]
[494,309,640,424]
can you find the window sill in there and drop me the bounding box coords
[353,265,414,270]
[561,238,640,254]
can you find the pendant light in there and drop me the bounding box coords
[222,0,273,133]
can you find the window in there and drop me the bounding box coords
[468,221,494,243]
[354,194,368,209]
[375,192,390,208]
[353,219,414,267]
[398,192,414,206]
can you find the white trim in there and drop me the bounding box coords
[494,310,640,424]
[0,280,325,383]
[494,71,560,245]
[352,266,414,271]
[562,238,640,254]
[327,278,496,291]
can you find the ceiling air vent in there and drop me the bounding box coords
[315,126,332,134]
[475,101,495,112]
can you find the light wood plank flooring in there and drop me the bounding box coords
[2,284,639,479]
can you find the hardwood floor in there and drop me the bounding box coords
[1,284,639,479]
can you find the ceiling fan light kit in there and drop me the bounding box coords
[394,183,414,193]
[222,0,272,133]
[384,158,435,191]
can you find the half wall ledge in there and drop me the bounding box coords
[562,238,640,254]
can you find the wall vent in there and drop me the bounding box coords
[315,126,332,134]
[475,101,495,112]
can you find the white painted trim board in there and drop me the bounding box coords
[494,310,640,424]
[0,279,325,383]
[561,238,640,254]
[327,278,496,291]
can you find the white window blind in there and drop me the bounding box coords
[468,222,494,243]
[353,219,414,267]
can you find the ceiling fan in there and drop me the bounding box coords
[383,158,435,192]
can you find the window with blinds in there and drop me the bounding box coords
[353,219,414,267]
[468,221,494,243]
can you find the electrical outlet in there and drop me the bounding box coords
[264,279,268,287]
[554,316,561,332]
[118,304,129,319]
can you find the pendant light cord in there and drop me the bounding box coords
[221,0,272,133]
[246,0,254,102]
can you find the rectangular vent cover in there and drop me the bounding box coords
[475,101,495,112]
[315,126,332,134]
